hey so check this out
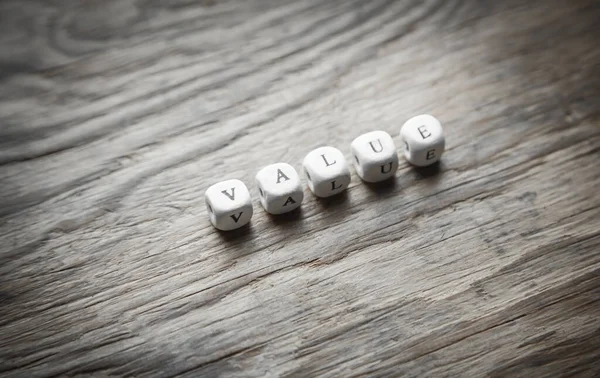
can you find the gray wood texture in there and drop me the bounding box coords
[1,0,600,376]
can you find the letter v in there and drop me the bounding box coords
[221,187,236,200]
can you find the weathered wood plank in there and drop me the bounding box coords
[1,0,599,376]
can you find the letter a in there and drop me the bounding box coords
[276,169,290,183]
[221,187,236,200]
[283,196,296,206]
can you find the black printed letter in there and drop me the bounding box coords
[369,139,384,153]
[426,149,436,160]
[331,181,342,190]
[230,212,243,222]
[381,162,393,174]
[221,187,236,200]
[276,169,290,183]
[321,154,336,167]
[418,125,431,139]
[283,196,297,206]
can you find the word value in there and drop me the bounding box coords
[205,114,445,231]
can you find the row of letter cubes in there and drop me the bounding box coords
[206,114,445,230]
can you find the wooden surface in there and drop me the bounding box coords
[1,0,600,376]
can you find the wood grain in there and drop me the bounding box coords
[1,0,599,376]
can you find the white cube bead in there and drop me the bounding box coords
[205,179,253,231]
[255,163,303,215]
[350,131,399,182]
[400,114,445,167]
[303,146,351,198]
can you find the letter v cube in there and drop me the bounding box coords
[205,179,253,231]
